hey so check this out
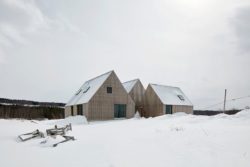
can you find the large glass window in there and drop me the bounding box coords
[114,104,126,118]
[77,105,83,115]
[166,105,172,114]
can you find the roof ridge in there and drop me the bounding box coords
[85,70,113,83]
[66,70,114,106]
[150,83,179,88]
[122,78,139,84]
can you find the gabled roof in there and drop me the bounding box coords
[122,79,139,93]
[66,71,113,106]
[150,84,193,106]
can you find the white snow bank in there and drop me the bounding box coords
[1,110,250,167]
[209,109,250,120]
[153,111,188,120]
[48,116,88,126]
[234,109,250,118]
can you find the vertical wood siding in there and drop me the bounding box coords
[143,85,163,117]
[88,72,135,120]
[129,80,145,113]
[65,106,71,117]
[172,105,193,114]
[144,85,193,117]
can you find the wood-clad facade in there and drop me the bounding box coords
[143,84,164,117]
[144,84,193,117]
[65,71,193,120]
[123,79,145,116]
[65,71,135,120]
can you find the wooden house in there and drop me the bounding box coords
[65,71,135,120]
[122,79,145,116]
[144,84,193,117]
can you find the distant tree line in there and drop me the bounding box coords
[0,98,65,119]
[194,109,241,116]
[0,98,65,107]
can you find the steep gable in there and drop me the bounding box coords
[122,79,139,93]
[66,71,113,106]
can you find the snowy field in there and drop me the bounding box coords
[0,110,250,167]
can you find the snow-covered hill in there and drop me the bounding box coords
[0,110,250,167]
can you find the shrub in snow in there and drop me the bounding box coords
[134,111,141,119]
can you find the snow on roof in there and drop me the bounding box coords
[122,79,139,93]
[66,71,113,106]
[150,84,193,106]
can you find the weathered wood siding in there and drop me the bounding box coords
[75,104,88,117]
[172,105,193,114]
[129,80,145,112]
[143,84,163,117]
[82,103,89,118]
[0,104,64,119]
[144,85,193,117]
[65,106,71,117]
[65,104,88,117]
[88,72,135,120]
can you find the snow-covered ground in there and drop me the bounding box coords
[1,110,250,167]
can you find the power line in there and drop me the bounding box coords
[200,95,250,110]
[201,101,224,110]
[230,95,250,101]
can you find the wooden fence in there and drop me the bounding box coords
[0,104,65,120]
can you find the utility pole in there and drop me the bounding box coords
[223,89,227,113]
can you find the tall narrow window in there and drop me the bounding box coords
[71,106,74,116]
[107,87,112,94]
[77,105,83,115]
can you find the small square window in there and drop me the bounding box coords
[107,87,112,94]
[83,86,90,93]
[177,95,185,101]
[75,89,82,95]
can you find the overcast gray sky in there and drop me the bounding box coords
[0,0,250,110]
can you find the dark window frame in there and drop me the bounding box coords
[77,104,83,115]
[177,95,185,101]
[107,86,112,94]
[75,89,82,95]
[166,105,173,114]
[114,104,126,118]
[83,86,90,93]
[71,106,74,116]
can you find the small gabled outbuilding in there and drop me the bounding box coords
[122,79,145,115]
[65,71,135,120]
[144,84,193,117]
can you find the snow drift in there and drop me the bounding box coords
[47,115,88,126]
[0,109,250,167]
